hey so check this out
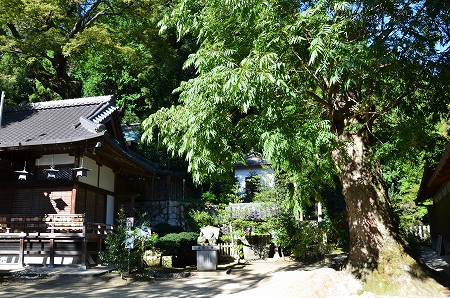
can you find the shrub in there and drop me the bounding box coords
[153,222,184,237]
[154,232,198,255]
[99,209,155,273]
[289,221,333,261]
[187,209,219,231]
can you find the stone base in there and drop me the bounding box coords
[192,245,219,271]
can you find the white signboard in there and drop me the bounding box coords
[125,235,134,249]
[126,217,134,228]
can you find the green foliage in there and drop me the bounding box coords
[100,209,157,273]
[289,221,333,261]
[187,209,219,232]
[152,222,184,237]
[154,232,198,256]
[135,141,190,175]
[201,191,219,205]
[146,0,450,268]
[0,0,195,116]
[214,180,244,205]
[384,160,429,231]
[217,202,272,259]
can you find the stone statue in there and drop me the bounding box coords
[197,231,207,245]
[207,232,217,245]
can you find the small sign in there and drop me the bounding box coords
[126,217,134,228]
[125,235,134,249]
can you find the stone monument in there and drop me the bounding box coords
[192,226,220,271]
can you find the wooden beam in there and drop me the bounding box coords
[71,187,77,214]
[81,238,87,270]
[49,239,55,267]
[19,238,24,267]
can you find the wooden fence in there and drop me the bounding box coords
[219,243,236,259]
[405,225,431,241]
[0,214,112,268]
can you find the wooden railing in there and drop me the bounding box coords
[85,222,114,237]
[219,243,236,259]
[405,224,431,243]
[0,214,114,268]
[0,214,113,237]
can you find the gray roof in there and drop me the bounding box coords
[0,96,116,148]
[235,151,271,167]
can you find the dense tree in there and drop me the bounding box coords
[0,0,194,117]
[0,0,138,98]
[143,0,450,290]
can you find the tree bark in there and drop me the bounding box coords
[29,49,82,99]
[333,117,402,273]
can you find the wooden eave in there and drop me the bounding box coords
[86,135,156,177]
[417,141,450,202]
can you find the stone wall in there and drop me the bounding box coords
[136,200,191,228]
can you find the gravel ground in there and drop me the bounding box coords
[0,259,366,298]
[0,254,449,298]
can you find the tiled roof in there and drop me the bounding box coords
[235,151,271,167]
[0,96,117,148]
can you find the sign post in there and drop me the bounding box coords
[125,217,134,274]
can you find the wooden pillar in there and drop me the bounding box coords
[71,188,77,214]
[81,218,87,270]
[19,238,25,267]
[81,238,87,270]
[49,239,55,267]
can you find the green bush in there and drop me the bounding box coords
[290,221,333,261]
[99,209,156,273]
[153,222,184,237]
[187,209,219,231]
[154,232,198,255]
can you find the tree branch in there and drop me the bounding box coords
[7,24,21,39]
[299,89,332,109]
[371,92,409,122]
[69,0,137,39]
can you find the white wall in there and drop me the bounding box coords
[234,166,274,194]
[99,165,115,192]
[36,154,116,193]
[78,156,115,192]
[78,156,98,187]
[35,153,75,166]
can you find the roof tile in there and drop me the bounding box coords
[0,96,115,148]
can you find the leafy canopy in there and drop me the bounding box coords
[145,0,337,194]
[144,0,449,199]
[0,0,194,121]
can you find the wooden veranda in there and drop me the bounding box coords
[0,214,112,268]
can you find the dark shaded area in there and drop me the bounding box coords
[53,198,68,211]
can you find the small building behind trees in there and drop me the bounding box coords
[234,150,274,201]
[417,140,450,254]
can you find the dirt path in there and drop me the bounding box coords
[0,258,448,297]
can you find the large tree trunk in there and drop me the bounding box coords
[333,118,403,272]
[329,112,447,295]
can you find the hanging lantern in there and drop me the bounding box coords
[44,155,59,179]
[72,157,90,177]
[73,166,90,177]
[15,167,30,180]
[44,165,59,179]
[15,161,30,180]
